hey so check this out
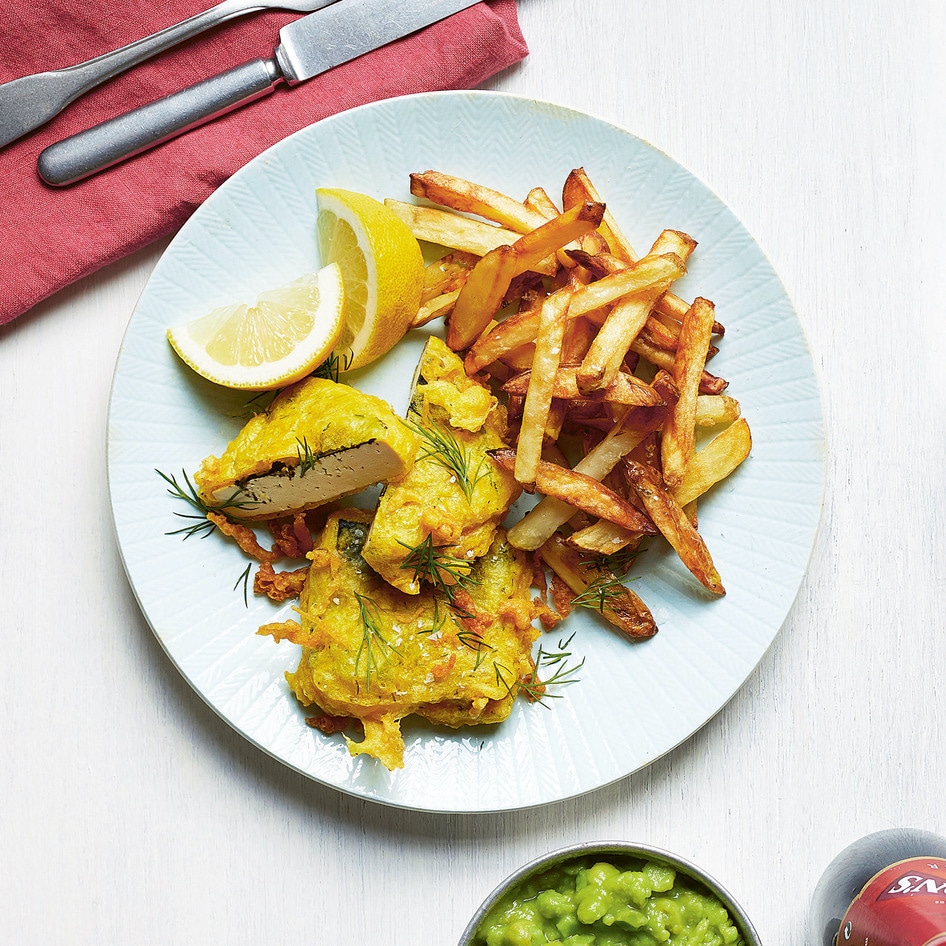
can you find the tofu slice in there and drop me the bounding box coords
[194,376,418,520]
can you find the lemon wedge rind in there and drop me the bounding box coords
[316,188,424,372]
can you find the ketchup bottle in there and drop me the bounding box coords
[810,828,946,946]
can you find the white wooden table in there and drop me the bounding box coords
[2,2,943,944]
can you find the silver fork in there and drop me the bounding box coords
[0,0,341,150]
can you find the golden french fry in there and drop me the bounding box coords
[652,229,697,260]
[577,289,668,393]
[410,170,549,233]
[653,300,726,338]
[569,253,687,318]
[539,534,657,640]
[661,297,718,487]
[513,287,573,483]
[446,244,519,351]
[524,186,560,218]
[412,289,461,328]
[630,335,729,395]
[497,342,537,373]
[562,167,638,264]
[545,401,566,442]
[696,394,741,427]
[566,518,641,555]
[421,250,478,301]
[491,449,657,534]
[384,199,548,264]
[464,298,543,374]
[576,229,696,395]
[504,410,665,551]
[561,315,597,364]
[502,365,664,408]
[624,459,725,595]
[511,200,605,274]
[654,289,724,336]
[638,318,682,353]
[639,318,720,361]
[672,417,752,507]
[447,204,605,352]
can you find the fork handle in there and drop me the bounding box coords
[0,0,264,150]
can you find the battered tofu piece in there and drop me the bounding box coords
[193,376,419,520]
[260,508,539,770]
[361,336,521,593]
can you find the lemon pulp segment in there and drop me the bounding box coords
[166,264,346,390]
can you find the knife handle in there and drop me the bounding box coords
[37,58,284,187]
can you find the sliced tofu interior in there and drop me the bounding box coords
[213,440,407,519]
[193,375,419,520]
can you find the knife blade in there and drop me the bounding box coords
[37,0,481,186]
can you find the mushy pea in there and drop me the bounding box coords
[473,857,746,946]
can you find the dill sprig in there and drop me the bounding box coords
[312,350,351,382]
[235,390,277,420]
[600,543,644,578]
[493,660,516,694]
[519,633,586,704]
[156,468,258,540]
[418,598,490,666]
[233,563,252,607]
[354,592,398,688]
[398,534,478,598]
[417,597,450,638]
[406,418,487,505]
[296,437,318,475]
[571,573,627,613]
[457,627,493,669]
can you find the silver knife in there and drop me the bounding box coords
[37,0,481,186]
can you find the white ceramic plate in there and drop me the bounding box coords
[108,91,824,813]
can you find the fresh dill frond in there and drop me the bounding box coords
[571,573,627,613]
[493,660,516,694]
[166,512,218,540]
[295,437,318,475]
[417,596,487,664]
[457,627,493,669]
[233,563,252,607]
[313,350,352,382]
[406,418,487,505]
[354,592,398,688]
[520,633,586,704]
[418,597,449,638]
[156,468,258,540]
[235,390,277,420]
[600,543,644,578]
[398,534,478,598]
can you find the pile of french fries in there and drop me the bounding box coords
[386,168,752,641]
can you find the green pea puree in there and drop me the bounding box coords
[474,856,746,946]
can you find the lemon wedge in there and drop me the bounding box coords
[316,188,424,371]
[167,263,346,391]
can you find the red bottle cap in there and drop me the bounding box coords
[839,856,946,946]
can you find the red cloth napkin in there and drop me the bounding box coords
[0,0,527,324]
